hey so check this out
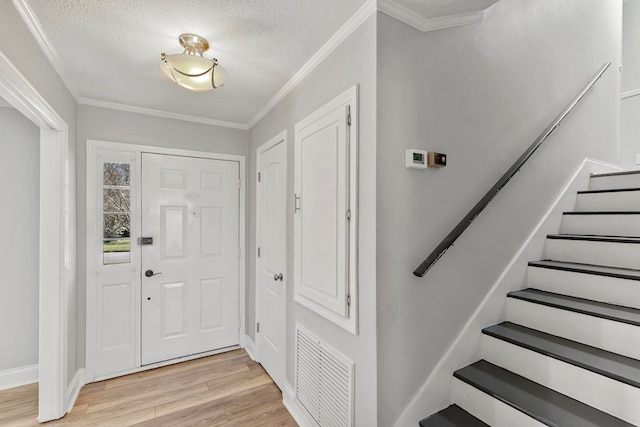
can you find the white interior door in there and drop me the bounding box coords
[141,153,240,365]
[256,134,287,390]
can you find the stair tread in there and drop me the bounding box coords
[578,187,640,194]
[563,211,640,215]
[528,260,640,281]
[483,322,640,388]
[454,360,634,427]
[590,170,640,178]
[508,288,640,326]
[419,404,489,427]
[547,234,640,244]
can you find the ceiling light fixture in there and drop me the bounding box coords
[160,33,227,92]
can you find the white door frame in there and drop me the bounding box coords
[0,51,71,421]
[255,131,287,369]
[85,139,247,382]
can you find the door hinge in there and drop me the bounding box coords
[238,247,241,259]
[238,178,242,189]
[257,322,260,333]
[295,193,301,213]
[238,317,241,330]
[258,172,261,182]
[257,247,261,257]
[347,105,352,126]
[347,209,351,221]
[347,294,351,306]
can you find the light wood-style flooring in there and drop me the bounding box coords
[0,349,297,426]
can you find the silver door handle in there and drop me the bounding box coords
[273,273,283,281]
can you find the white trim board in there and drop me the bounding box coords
[12,0,80,102]
[79,98,248,130]
[0,365,38,391]
[393,158,622,427]
[0,49,71,423]
[621,88,640,100]
[85,139,247,384]
[377,0,485,33]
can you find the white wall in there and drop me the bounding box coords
[621,0,640,169]
[0,1,78,386]
[375,1,621,425]
[0,106,39,372]
[249,15,377,427]
[76,105,250,369]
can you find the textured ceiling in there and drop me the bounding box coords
[22,0,499,127]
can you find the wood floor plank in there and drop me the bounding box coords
[0,350,297,426]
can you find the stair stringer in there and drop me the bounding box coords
[393,158,620,427]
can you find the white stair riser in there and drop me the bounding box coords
[545,238,640,270]
[527,267,640,309]
[561,214,640,237]
[507,298,640,360]
[576,192,640,212]
[589,175,640,191]
[483,335,640,425]
[452,378,545,427]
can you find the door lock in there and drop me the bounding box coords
[145,270,162,278]
[273,273,283,281]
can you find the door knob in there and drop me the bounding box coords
[145,269,162,278]
[273,273,283,281]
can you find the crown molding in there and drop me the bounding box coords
[247,0,377,128]
[79,98,249,130]
[377,0,485,32]
[12,0,81,102]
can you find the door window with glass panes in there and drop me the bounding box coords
[102,162,131,264]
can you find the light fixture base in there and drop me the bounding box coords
[178,33,209,54]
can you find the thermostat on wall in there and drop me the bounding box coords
[405,149,427,169]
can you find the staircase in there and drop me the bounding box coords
[420,170,640,427]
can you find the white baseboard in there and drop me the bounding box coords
[0,364,38,390]
[243,335,257,361]
[282,382,315,427]
[66,368,85,413]
[393,158,621,427]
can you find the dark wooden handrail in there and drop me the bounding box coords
[414,62,611,277]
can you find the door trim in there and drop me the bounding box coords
[0,51,70,421]
[85,139,247,382]
[255,131,288,376]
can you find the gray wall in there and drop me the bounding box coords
[0,107,39,371]
[249,15,378,426]
[0,2,78,385]
[621,0,640,169]
[76,105,250,368]
[375,1,621,425]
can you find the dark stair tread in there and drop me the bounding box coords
[547,234,640,244]
[507,288,640,326]
[419,404,489,427]
[578,187,640,194]
[590,170,640,178]
[483,322,640,388]
[563,211,640,215]
[454,360,634,427]
[528,260,640,281]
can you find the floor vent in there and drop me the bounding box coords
[295,324,354,427]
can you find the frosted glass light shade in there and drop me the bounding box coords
[160,54,227,92]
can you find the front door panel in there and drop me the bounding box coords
[141,153,239,365]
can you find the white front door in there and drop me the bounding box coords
[256,134,287,390]
[141,153,240,365]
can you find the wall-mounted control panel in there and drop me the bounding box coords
[428,152,447,168]
[405,149,427,169]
